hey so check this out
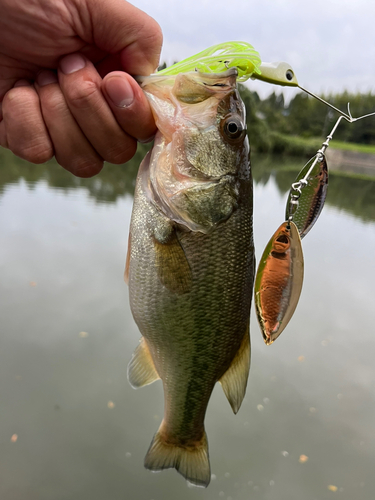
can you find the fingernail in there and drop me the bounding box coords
[60,54,86,75]
[105,76,134,107]
[13,79,32,88]
[37,70,58,87]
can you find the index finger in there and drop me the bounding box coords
[83,0,163,75]
[102,72,156,142]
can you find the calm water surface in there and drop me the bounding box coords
[1,148,375,500]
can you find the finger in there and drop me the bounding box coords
[58,53,137,164]
[81,0,163,75]
[35,70,104,178]
[102,72,156,142]
[0,80,53,163]
[95,54,123,78]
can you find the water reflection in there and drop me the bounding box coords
[2,146,375,223]
[0,148,375,500]
[0,144,149,203]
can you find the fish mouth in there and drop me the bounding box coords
[200,67,238,80]
[135,67,238,87]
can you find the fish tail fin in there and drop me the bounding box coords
[144,425,211,488]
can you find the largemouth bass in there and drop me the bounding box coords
[125,68,255,487]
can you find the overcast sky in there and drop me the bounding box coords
[132,0,375,100]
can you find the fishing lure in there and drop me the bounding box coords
[254,221,303,345]
[155,41,262,81]
[255,109,375,344]
[285,155,328,239]
[142,41,375,343]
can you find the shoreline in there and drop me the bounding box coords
[325,148,375,177]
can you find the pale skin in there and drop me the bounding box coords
[0,0,163,177]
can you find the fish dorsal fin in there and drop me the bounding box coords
[124,233,132,285]
[153,231,192,294]
[127,337,160,389]
[219,325,250,414]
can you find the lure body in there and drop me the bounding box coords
[254,221,304,345]
[286,155,328,238]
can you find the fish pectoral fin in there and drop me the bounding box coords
[154,230,192,294]
[144,424,210,488]
[219,325,250,414]
[124,233,132,285]
[127,337,160,389]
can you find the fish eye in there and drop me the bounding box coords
[221,115,245,142]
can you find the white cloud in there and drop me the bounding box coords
[131,0,375,97]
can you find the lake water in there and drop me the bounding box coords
[1,147,375,500]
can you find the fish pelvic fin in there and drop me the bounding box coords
[124,233,131,285]
[219,324,250,414]
[127,337,160,389]
[144,425,211,488]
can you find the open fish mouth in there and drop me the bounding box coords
[135,67,239,86]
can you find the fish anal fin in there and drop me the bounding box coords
[124,233,132,285]
[144,424,210,488]
[127,337,160,389]
[219,325,250,414]
[154,230,192,295]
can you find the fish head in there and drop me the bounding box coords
[140,68,249,179]
[139,69,250,232]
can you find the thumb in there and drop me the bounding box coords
[83,0,163,75]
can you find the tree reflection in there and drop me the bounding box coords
[1,146,375,223]
[0,143,150,202]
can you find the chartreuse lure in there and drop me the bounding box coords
[155,41,262,81]
[154,42,360,122]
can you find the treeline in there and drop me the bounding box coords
[239,85,375,155]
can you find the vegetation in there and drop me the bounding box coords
[238,85,375,156]
[329,140,375,154]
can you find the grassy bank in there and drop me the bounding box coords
[250,132,375,157]
[329,140,375,154]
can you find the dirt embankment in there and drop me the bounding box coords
[326,149,375,177]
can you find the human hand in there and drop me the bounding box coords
[0,0,162,177]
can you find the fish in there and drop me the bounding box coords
[125,68,255,487]
[254,221,304,345]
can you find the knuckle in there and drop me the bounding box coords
[62,156,104,178]
[41,91,68,116]
[65,80,101,111]
[144,17,163,47]
[2,86,53,164]
[104,141,137,165]
[3,86,37,110]
[14,141,53,164]
[150,20,163,48]
[140,20,163,67]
